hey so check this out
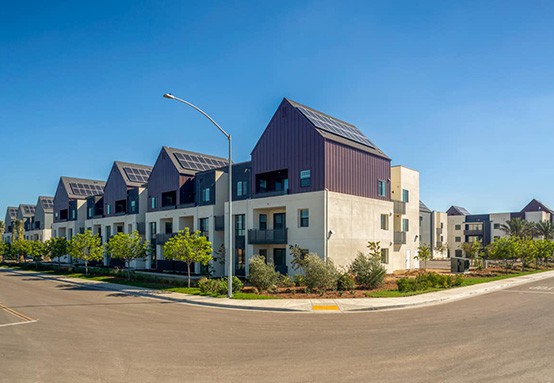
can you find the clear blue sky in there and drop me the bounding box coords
[2,0,554,217]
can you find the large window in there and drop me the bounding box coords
[299,209,309,227]
[201,188,210,202]
[378,180,387,197]
[402,218,409,232]
[402,189,409,203]
[150,197,157,209]
[149,222,157,240]
[259,214,267,230]
[161,191,176,207]
[199,218,209,237]
[235,214,245,236]
[237,181,247,197]
[380,214,389,230]
[300,170,311,188]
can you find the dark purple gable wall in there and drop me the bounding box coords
[53,180,69,222]
[103,164,128,216]
[147,149,186,211]
[251,99,325,194]
[324,140,391,200]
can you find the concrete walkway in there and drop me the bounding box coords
[3,267,554,313]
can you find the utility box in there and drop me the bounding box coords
[451,257,470,273]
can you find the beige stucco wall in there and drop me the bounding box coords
[447,215,466,257]
[432,211,448,259]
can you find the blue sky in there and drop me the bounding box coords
[2,0,554,217]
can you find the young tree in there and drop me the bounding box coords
[533,239,553,268]
[519,239,538,271]
[435,242,448,259]
[46,237,69,268]
[0,241,6,263]
[11,239,31,263]
[12,219,25,242]
[28,241,49,269]
[248,255,280,291]
[415,244,432,271]
[68,230,104,275]
[163,228,213,287]
[106,231,149,280]
[487,237,521,273]
[461,240,483,268]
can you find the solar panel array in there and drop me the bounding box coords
[41,198,54,210]
[69,182,104,196]
[23,205,36,215]
[173,152,228,172]
[294,105,376,149]
[9,208,18,218]
[123,167,151,184]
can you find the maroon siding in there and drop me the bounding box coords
[103,164,128,217]
[147,148,189,211]
[53,179,70,223]
[251,99,325,194]
[324,140,391,200]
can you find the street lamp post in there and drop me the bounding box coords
[163,93,233,298]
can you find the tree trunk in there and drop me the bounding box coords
[127,260,130,280]
[187,261,191,288]
[85,260,88,275]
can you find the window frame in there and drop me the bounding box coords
[300,170,311,188]
[299,209,309,227]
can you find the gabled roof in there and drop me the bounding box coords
[521,199,554,214]
[18,204,36,218]
[447,205,470,216]
[419,201,431,213]
[113,161,153,187]
[60,176,106,199]
[162,146,228,175]
[286,99,390,159]
[6,207,18,220]
[37,196,54,212]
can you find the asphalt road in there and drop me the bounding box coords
[1,269,553,383]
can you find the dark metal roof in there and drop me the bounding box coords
[114,161,153,187]
[447,205,470,216]
[521,199,554,214]
[60,176,106,199]
[37,196,54,212]
[286,99,389,159]
[419,201,432,213]
[18,204,36,218]
[7,207,18,219]
[162,146,228,175]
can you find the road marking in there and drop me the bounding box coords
[312,305,340,311]
[0,302,37,327]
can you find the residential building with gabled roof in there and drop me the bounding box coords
[22,196,54,242]
[2,206,18,243]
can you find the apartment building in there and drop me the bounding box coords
[24,196,54,242]
[84,161,152,266]
[447,199,552,257]
[2,207,18,243]
[52,176,106,243]
[17,204,36,241]
[419,201,449,259]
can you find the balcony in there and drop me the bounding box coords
[436,227,443,235]
[464,229,483,236]
[393,201,406,214]
[248,229,288,245]
[394,231,406,245]
[252,189,288,199]
[156,233,177,245]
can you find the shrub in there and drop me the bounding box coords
[397,272,463,292]
[198,276,242,295]
[248,255,280,291]
[294,275,305,287]
[337,272,356,291]
[279,274,296,288]
[303,254,338,293]
[349,252,386,290]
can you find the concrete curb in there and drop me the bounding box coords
[3,267,554,314]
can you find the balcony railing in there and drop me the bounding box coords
[393,201,406,214]
[248,228,288,244]
[394,231,406,245]
[252,189,288,199]
[464,229,483,236]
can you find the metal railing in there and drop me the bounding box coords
[394,231,406,244]
[393,200,406,214]
[248,228,288,244]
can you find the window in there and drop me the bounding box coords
[455,224,461,230]
[380,214,389,230]
[300,170,311,188]
[88,207,93,218]
[149,222,157,240]
[259,214,267,230]
[105,226,111,241]
[237,181,247,197]
[402,189,409,203]
[402,218,409,232]
[380,248,389,264]
[71,209,76,220]
[455,237,461,242]
[299,209,309,227]
[130,200,136,213]
[199,218,209,235]
[164,221,173,234]
[494,223,500,229]
[258,249,268,262]
[378,180,386,197]
[106,204,112,215]
[161,191,176,207]
[202,188,210,202]
[150,197,157,209]
[455,249,463,257]
[235,215,245,236]
[258,179,267,193]
[441,222,444,228]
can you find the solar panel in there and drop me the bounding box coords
[294,104,377,149]
[123,167,151,184]
[41,198,54,209]
[23,205,35,215]
[69,182,104,196]
[173,152,228,172]
[9,208,18,218]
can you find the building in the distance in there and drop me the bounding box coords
[2,207,18,243]
[23,196,54,242]
[419,201,449,259]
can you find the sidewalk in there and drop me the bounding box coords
[3,268,554,313]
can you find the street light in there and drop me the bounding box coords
[163,93,234,298]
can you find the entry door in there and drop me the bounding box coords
[405,250,411,270]
[273,213,285,230]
